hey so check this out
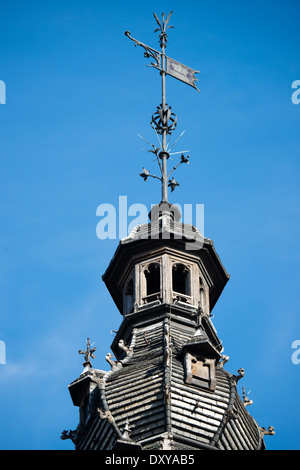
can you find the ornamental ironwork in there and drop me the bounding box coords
[125,11,200,203]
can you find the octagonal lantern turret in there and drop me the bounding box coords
[102,206,230,319]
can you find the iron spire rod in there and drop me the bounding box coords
[160,28,168,203]
[125,11,196,205]
[152,11,175,203]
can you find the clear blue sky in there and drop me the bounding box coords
[0,0,299,450]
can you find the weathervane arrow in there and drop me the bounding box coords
[125,11,200,203]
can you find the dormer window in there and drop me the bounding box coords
[184,352,217,391]
[172,263,191,303]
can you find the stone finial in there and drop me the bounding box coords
[260,426,275,437]
[121,418,132,441]
[242,387,253,407]
[105,352,118,369]
[161,432,174,450]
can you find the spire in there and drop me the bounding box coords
[63,13,274,451]
[125,11,200,205]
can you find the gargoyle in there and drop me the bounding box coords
[260,426,275,437]
[60,429,76,443]
[232,368,245,385]
[105,352,118,369]
[118,339,133,357]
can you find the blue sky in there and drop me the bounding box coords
[0,0,299,450]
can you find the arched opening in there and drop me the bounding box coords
[172,263,191,301]
[144,263,160,302]
[124,278,134,314]
[199,277,205,310]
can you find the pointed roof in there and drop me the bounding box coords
[71,315,264,450]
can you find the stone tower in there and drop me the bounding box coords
[62,12,275,451]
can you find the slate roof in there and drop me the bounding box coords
[70,306,264,450]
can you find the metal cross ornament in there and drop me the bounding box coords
[78,337,96,368]
[125,11,200,203]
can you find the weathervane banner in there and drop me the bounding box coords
[166,57,200,91]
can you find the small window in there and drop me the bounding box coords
[172,263,190,297]
[145,263,160,296]
[143,263,161,304]
[124,278,134,314]
[199,277,205,310]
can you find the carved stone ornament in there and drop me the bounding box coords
[164,322,171,367]
[224,409,239,423]
[121,419,132,441]
[161,432,174,450]
[118,339,133,357]
[260,426,275,437]
[231,368,245,385]
[105,352,118,369]
[97,407,113,423]
[242,387,253,407]
[218,355,230,368]
[60,429,77,442]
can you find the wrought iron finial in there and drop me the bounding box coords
[125,12,200,203]
[78,337,96,370]
[153,11,174,48]
[151,103,177,135]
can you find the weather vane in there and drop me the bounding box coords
[125,11,200,203]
